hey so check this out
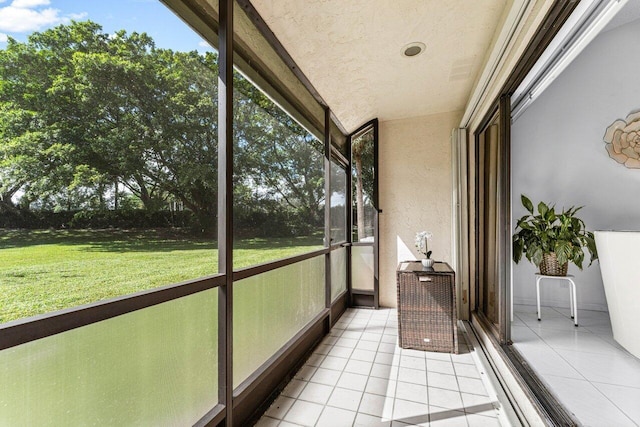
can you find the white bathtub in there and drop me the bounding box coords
[594,231,640,359]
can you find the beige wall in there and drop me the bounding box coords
[378,111,462,307]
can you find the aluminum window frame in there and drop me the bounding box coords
[0,1,350,426]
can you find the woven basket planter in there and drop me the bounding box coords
[539,253,568,276]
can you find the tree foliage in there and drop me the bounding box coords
[351,130,374,240]
[0,21,324,235]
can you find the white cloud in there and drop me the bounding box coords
[0,6,61,32]
[198,40,210,48]
[11,0,50,8]
[0,32,7,42]
[68,12,87,20]
[0,1,86,34]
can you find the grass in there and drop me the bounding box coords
[0,228,323,323]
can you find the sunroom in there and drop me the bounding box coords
[1,0,639,426]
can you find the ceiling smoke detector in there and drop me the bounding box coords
[402,42,426,57]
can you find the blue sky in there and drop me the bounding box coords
[0,0,215,52]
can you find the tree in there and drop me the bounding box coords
[233,76,324,231]
[0,20,325,235]
[0,21,220,229]
[351,130,374,240]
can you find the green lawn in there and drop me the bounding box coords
[0,229,323,323]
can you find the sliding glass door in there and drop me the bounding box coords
[478,113,500,328]
[474,97,511,343]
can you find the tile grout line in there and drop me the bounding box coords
[517,309,593,385]
[515,306,640,425]
[259,308,502,426]
[540,373,638,427]
[587,382,640,426]
[459,320,513,426]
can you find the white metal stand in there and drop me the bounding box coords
[535,274,578,327]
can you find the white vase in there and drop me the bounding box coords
[421,258,434,268]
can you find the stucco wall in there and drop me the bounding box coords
[378,111,461,307]
[511,19,640,311]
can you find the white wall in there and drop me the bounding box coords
[378,111,460,307]
[511,19,640,311]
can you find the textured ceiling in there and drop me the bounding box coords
[251,0,509,132]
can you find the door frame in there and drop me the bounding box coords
[464,1,583,425]
[473,96,511,344]
[347,119,379,309]
[469,0,581,346]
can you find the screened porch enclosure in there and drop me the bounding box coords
[0,0,584,425]
[0,0,359,425]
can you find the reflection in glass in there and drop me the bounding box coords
[478,115,500,326]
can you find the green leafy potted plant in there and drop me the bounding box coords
[512,195,598,276]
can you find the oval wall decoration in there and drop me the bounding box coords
[604,109,640,168]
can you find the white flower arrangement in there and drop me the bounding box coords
[415,231,433,259]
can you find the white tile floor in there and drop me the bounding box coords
[257,308,507,427]
[512,304,640,426]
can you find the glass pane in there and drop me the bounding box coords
[232,1,324,140]
[351,128,375,242]
[352,245,374,291]
[331,120,348,159]
[479,115,500,326]
[232,72,325,268]
[234,255,325,387]
[0,289,218,426]
[0,1,218,324]
[331,246,347,301]
[330,161,347,244]
[231,1,326,269]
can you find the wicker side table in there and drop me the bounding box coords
[396,261,458,354]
